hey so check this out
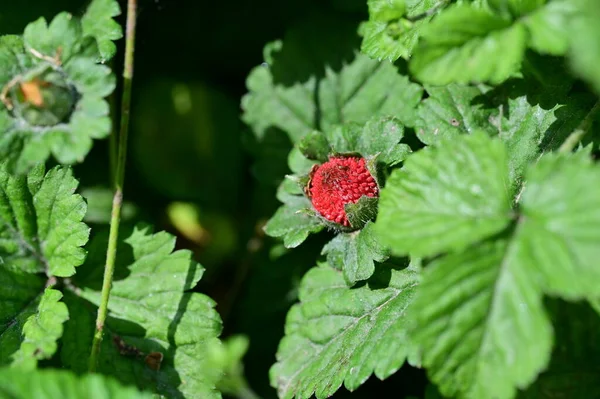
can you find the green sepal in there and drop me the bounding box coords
[345,195,379,230]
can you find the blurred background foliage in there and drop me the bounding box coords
[0,0,428,397]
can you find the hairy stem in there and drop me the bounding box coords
[89,0,137,373]
[559,100,600,153]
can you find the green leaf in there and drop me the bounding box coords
[264,196,324,248]
[326,117,411,165]
[0,163,89,276]
[82,0,123,62]
[322,221,389,284]
[360,18,428,62]
[23,13,82,63]
[61,226,223,399]
[524,0,576,55]
[414,83,496,145]
[360,0,429,62]
[376,133,512,257]
[518,153,600,299]
[410,4,527,85]
[242,15,423,143]
[411,240,553,399]
[568,0,600,94]
[414,81,593,189]
[0,368,154,399]
[271,262,419,399]
[488,0,546,17]
[0,269,45,366]
[9,288,69,369]
[0,164,87,368]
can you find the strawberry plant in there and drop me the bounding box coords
[2,0,600,398]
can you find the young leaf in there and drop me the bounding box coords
[271,262,419,399]
[568,0,600,94]
[10,288,69,370]
[61,226,223,399]
[518,153,600,299]
[410,240,553,399]
[242,16,423,143]
[325,117,411,165]
[410,4,527,85]
[322,221,389,285]
[82,0,123,62]
[376,132,512,257]
[0,163,87,368]
[0,368,153,399]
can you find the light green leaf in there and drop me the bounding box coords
[518,153,600,299]
[360,0,428,62]
[322,221,389,284]
[271,262,419,399]
[10,288,69,369]
[82,0,123,62]
[568,0,600,94]
[376,133,512,257]
[410,4,527,85]
[264,196,324,249]
[0,368,153,399]
[61,226,223,399]
[0,163,89,276]
[23,13,82,64]
[524,0,576,55]
[488,0,546,17]
[360,18,428,62]
[411,240,553,399]
[242,16,423,143]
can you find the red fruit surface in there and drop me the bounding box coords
[308,156,378,227]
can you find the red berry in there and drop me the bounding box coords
[308,156,378,227]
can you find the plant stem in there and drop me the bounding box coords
[559,100,600,153]
[89,0,137,373]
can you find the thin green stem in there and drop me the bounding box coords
[559,100,600,153]
[89,0,137,373]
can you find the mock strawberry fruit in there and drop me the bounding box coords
[308,156,378,227]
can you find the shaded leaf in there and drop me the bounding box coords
[242,16,423,143]
[10,288,68,370]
